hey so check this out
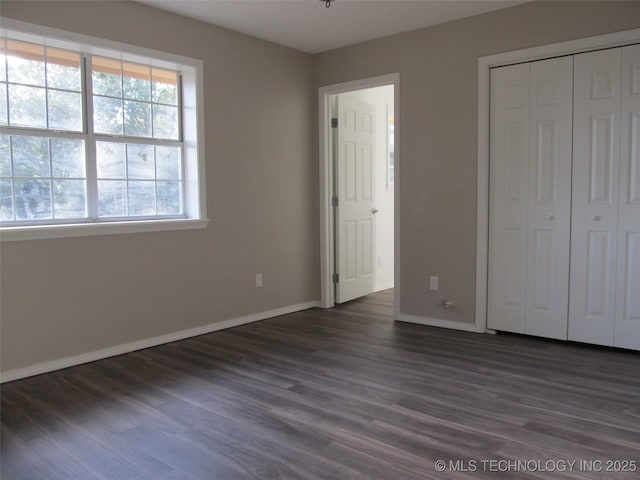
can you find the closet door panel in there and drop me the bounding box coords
[615,44,640,350]
[569,49,622,346]
[525,57,573,339]
[488,64,530,333]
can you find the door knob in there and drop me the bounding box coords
[592,215,601,221]
[544,215,555,221]
[371,208,379,214]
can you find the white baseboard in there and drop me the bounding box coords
[396,312,484,333]
[0,300,320,384]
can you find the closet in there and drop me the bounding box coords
[488,44,640,351]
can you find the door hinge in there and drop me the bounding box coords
[331,118,338,128]
[333,273,339,284]
[332,196,339,207]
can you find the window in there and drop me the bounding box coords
[0,21,206,240]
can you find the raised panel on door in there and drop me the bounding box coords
[569,48,621,346]
[525,57,573,340]
[615,44,640,350]
[357,118,375,281]
[335,95,376,303]
[343,220,357,280]
[488,63,529,333]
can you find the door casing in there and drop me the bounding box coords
[318,73,399,313]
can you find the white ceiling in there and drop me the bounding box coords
[137,0,528,54]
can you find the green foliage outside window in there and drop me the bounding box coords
[0,38,184,224]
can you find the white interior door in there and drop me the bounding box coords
[569,48,622,346]
[488,63,530,333]
[335,95,376,303]
[488,58,573,339]
[615,44,640,350]
[524,57,573,340]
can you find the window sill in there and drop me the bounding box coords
[0,218,209,241]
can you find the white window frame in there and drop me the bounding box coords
[0,18,208,241]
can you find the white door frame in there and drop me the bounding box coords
[319,73,400,313]
[475,28,640,333]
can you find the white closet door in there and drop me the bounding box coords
[615,44,640,350]
[524,57,573,339]
[569,49,622,346]
[488,63,530,333]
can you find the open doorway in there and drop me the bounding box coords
[318,74,399,314]
[332,86,394,303]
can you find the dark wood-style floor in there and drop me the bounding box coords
[2,290,639,479]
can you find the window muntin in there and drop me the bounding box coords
[1,40,83,132]
[91,56,179,140]
[96,141,182,217]
[0,33,189,228]
[0,134,87,222]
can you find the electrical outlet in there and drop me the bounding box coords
[429,275,439,291]
[256,273,263,288]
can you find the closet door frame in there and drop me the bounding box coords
[476,28,640,334]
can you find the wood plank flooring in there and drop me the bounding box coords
[2,289,639,479]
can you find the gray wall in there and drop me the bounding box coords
[314,0,640,324]
[2,0,640,375]
[0,1,318,373]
